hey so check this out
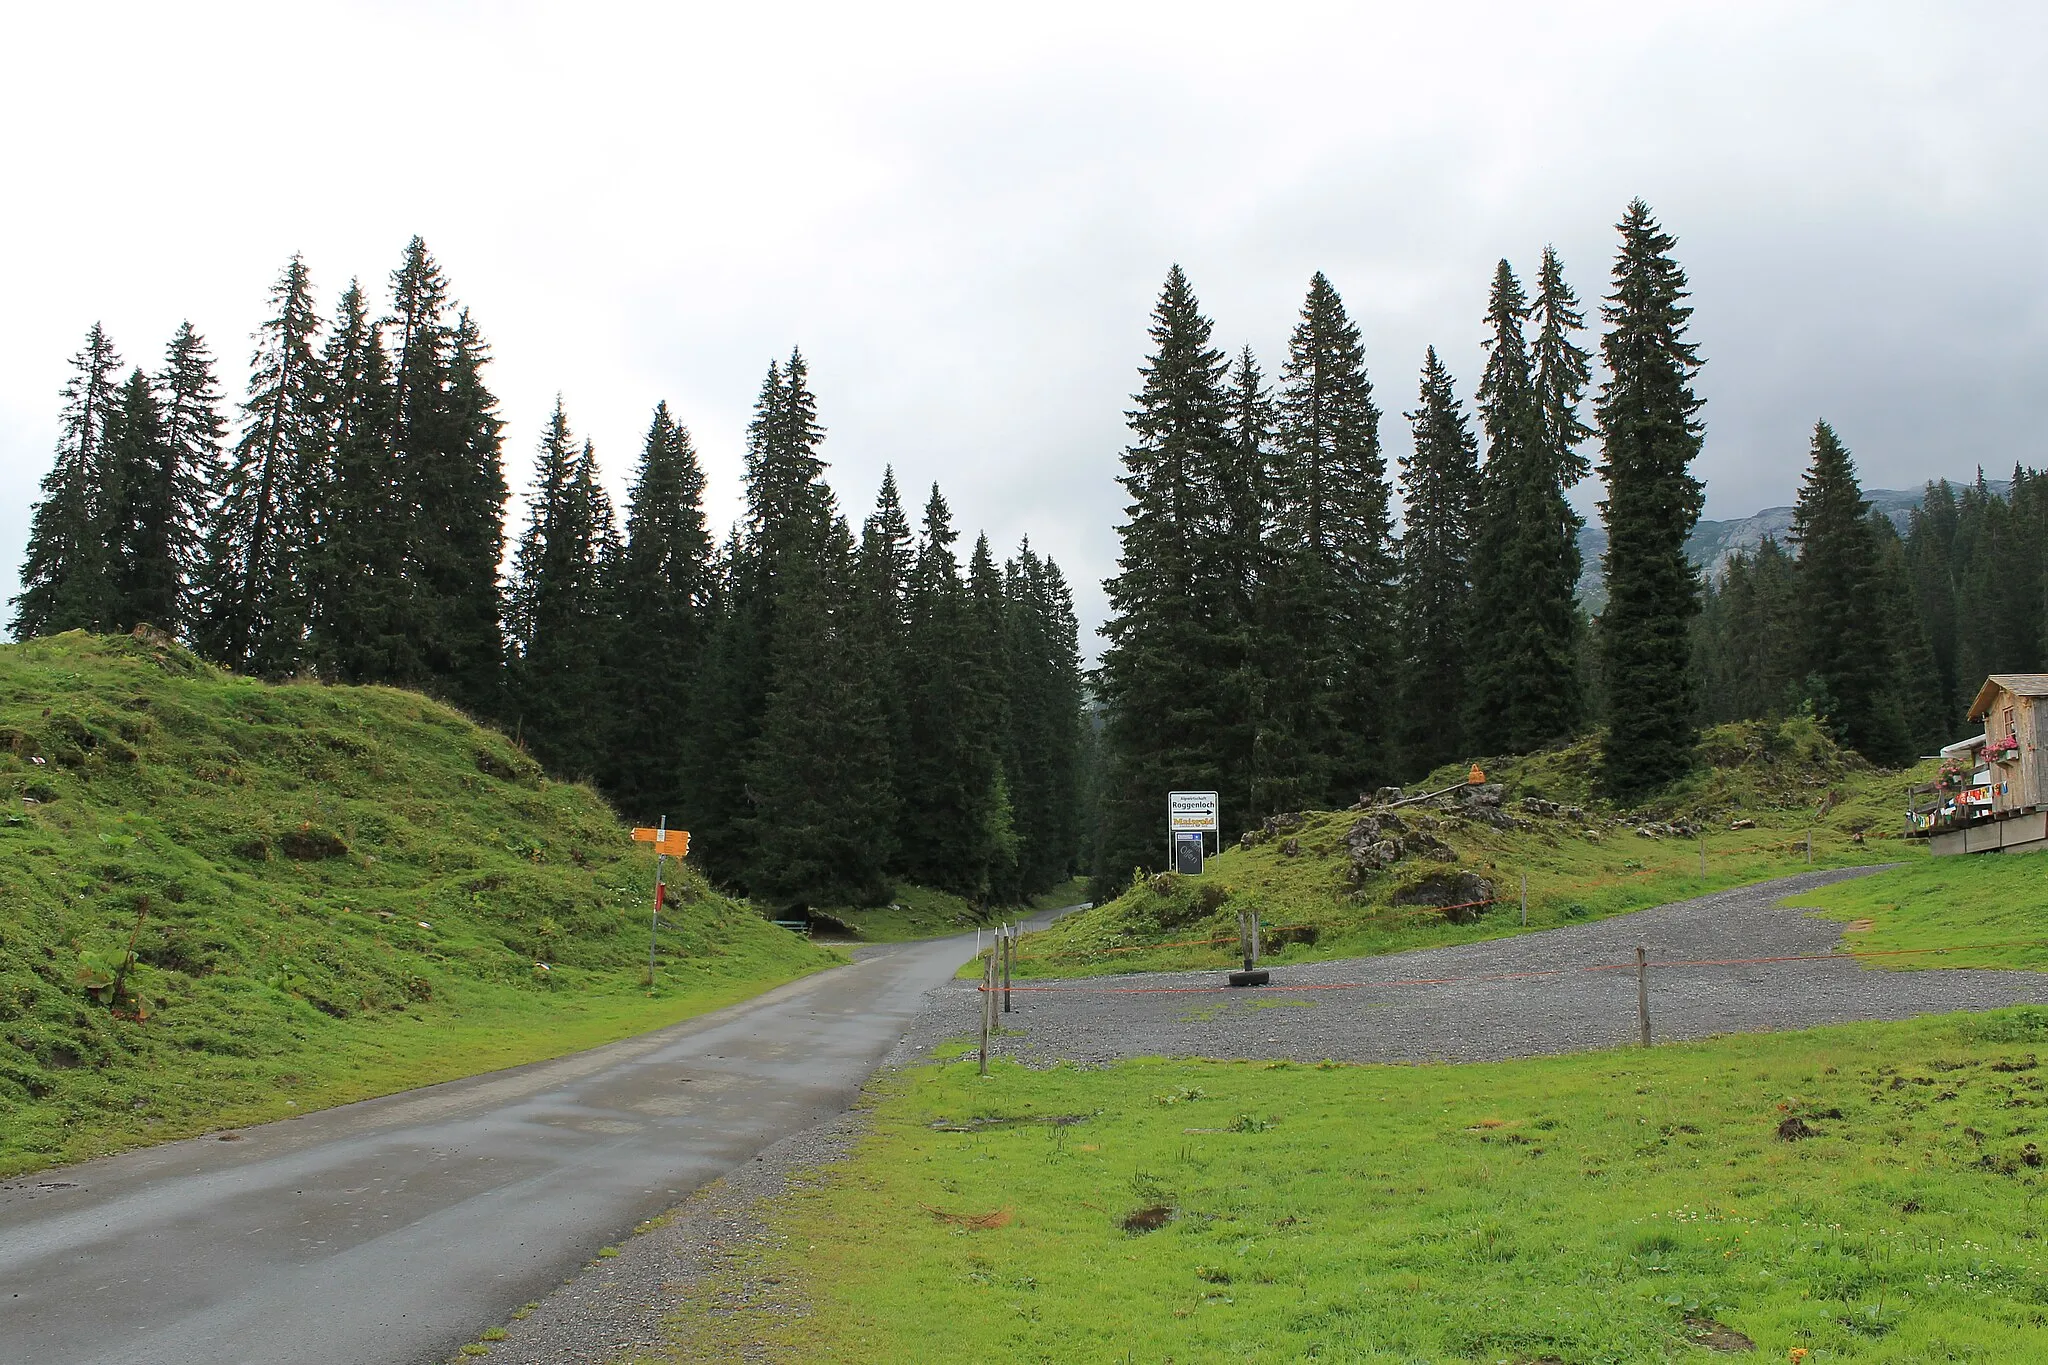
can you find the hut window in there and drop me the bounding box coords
[2005,705,2017,737]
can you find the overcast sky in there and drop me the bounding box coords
[2,1,2041,653]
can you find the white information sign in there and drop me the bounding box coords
[1167,790,1219,833]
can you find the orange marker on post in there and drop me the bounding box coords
[632,820,691,984]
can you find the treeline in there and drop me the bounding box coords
[12,241,1086,911]
[1092,200,1707,895]
[1696,455,2048,759]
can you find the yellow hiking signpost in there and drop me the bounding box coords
[632,819,691,983]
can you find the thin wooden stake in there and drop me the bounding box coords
[1636,944,1652,1047]
[1806,829,1813,864]
[1001,924,1012,1013]
[979,953,991,1076]
[1520,874,1527,927]
[1699,831,1707,878]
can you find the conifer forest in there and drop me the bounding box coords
[15,205,2039,910]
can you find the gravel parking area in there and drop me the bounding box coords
[898,867,2048,1066]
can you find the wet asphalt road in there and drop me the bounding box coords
[0,928,991,1365]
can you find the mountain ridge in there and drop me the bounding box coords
[1574,478,2014,609]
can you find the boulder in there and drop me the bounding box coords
[1391,871,1498,923]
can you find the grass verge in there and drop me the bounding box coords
[1787,852,2048,972]
[662,1009,2048,1363]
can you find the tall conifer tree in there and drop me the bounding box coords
[1464,255,1587,752]
[509,402,616,775]
[1094,266,1234,897]
[1395,346,1478,775]
[899,487,1005,898]
[13,324,123,639]
[692,353,834,883]
[310,281,407,682]
[195,255,325,674]
[1789,421,1907,763]
[1270,271,1393,803]
[1219,347,1275,821]
[1596,201,1706,798]
[1004,542,1086,893]
[743,518,897,909]
[103,368,180,632]
[602,401,712,822]
[149,322,226,633]
[385,240,507,712]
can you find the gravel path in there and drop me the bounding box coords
[898,867,2048,1066]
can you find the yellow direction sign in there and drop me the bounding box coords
[632,827,691,857]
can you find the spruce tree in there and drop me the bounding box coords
[1596,200,1707,799]
[968,534,1019,901]
[509,401,615,776]
[742,518,897,910]
[1004,542,1086,894]
[602,401,712,823]
[1691,539,1802,725]
[1463,259,1531,737]
[1788,420,1907,763]
[690,353,834,884]
[1873,514,1945,756]
[1270,270,1394,803]
[1094,266,1234,897]
[859,467,917,782]
[1518,245,1593,732]
[899,486,1004,899]
[195,255,325,674]
[309,281,408,683]
[102,368,178,632]
[386,240,507,713]
[1395,346,1478,776]
[1465,255,1586,754]
[13,324,123,639]
[149,322,226,634]
[1218,347,1275,822]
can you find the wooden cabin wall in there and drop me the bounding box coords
[1988,689,2045,813]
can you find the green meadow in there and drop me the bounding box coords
[660,1009,2048,1363]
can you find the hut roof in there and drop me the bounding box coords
[1941,734,1987,758]
[1968,674,2048,720]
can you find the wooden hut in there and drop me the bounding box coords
[1921,675,2048,855]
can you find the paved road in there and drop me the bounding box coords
[906,868,2048,1065]
[0,926,1000,1365]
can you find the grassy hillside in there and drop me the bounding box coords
[1017,717,1929,978]
[0,631,838,1176]
[663,1008,2048,1363]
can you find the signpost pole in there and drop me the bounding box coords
[648,815,666,987]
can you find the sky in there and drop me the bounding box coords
[2,1,2042,653]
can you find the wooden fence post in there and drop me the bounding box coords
[1636,944,1651,1047]
[979,952,992,1076]
[1002,924,1012,1013]
[1520,874,1528,927]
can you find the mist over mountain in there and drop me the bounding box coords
[1575,478,2015,610]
